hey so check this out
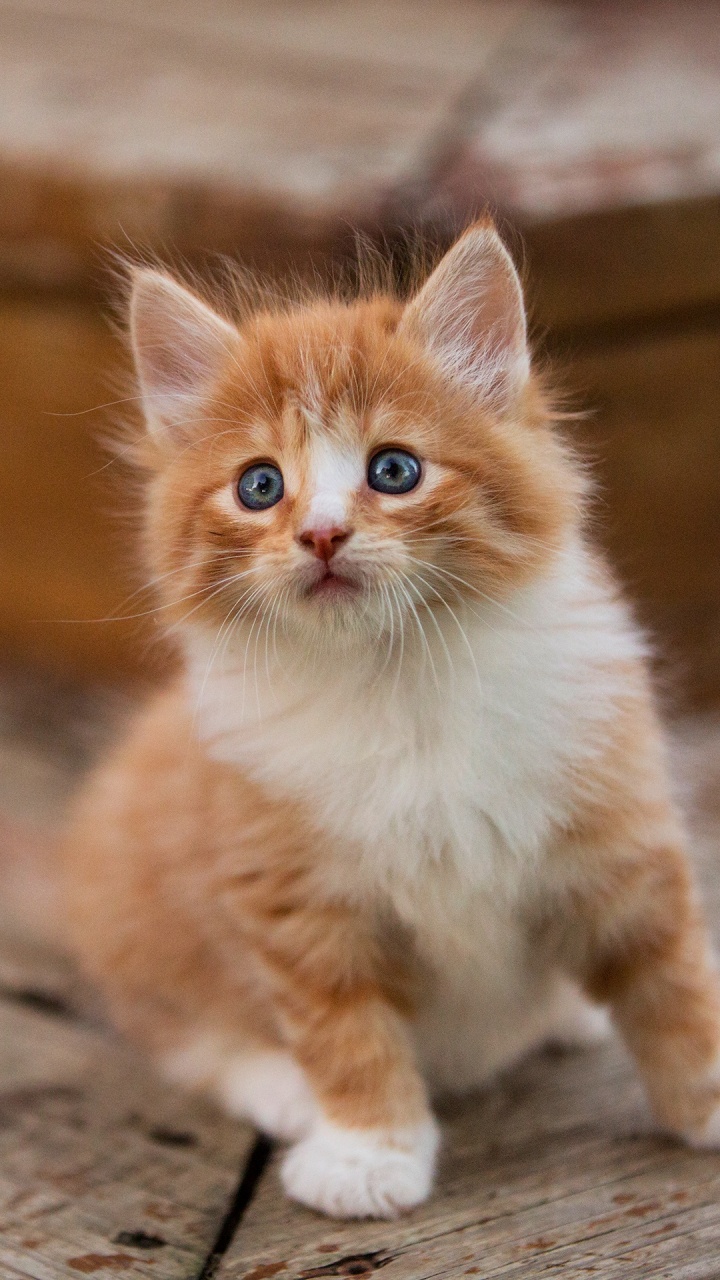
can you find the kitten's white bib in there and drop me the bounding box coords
[187,538,643,1089]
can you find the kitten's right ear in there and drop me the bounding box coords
[129,269,237,438]
[399,222,529,413]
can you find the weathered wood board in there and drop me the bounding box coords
[0,997,255,1280]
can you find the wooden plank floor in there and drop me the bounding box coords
[0,999,257,1280]
[1,668,720,1278]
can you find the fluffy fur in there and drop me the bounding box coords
[62,222,720,1219]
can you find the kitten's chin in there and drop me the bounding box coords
[288,575,389,649]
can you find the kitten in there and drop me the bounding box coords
[63,222,720,1220]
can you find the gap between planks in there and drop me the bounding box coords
[195,1138,274,1280]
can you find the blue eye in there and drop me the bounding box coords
[237,463,284,510]
[368,449,421,495]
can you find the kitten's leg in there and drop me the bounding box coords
[558,829,720,1145]
[249,913,438,1218]
[279,993,439,1219]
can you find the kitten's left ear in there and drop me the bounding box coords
[400,222,529,412]
[129,269,238,439]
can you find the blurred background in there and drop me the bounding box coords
[0,0,719,730]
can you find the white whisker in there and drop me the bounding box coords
[406,569,481,693]
[404,555,529,627]
[396,568,455,687]
[390,570,440,698]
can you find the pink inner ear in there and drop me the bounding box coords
[400,224,530,408]
[130,270,237,435]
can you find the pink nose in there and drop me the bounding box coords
[297,525,350,562]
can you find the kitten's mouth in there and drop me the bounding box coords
[306,568,359,599]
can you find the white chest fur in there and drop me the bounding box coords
[185,540,640,1088]
[187,541,642,908]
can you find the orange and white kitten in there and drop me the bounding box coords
[63,223,720,1220]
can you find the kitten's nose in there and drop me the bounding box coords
[297,525,350,562]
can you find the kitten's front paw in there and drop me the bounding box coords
[280,1117,439,1219]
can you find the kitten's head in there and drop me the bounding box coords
[129,222,583,657]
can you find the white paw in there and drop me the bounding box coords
[218,1050,316,1142]
[545,983,613,1050]
[280,1118,439,1219]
